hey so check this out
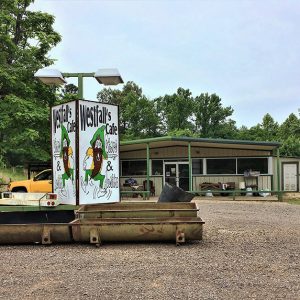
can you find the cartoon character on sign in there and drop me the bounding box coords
[83,126,108,191]
[61,125,74,187]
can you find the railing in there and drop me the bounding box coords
[191,189,283,201]
[120,190,150,200]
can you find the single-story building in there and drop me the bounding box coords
[120,136,300,196]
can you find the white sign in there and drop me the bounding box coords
[78,100,120,204]
[51,101,76,204]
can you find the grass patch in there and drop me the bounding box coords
[0,168,27,182]
[286,199,300,205]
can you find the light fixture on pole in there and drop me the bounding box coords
[34,68,66,85]
[94,68,123,85]
[34,67,124,99]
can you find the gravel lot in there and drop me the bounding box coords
[0,200,299,300]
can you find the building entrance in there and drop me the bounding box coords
[164,162,189,191]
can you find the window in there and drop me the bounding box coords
[121,160,147,176]
[237,158,268,174]
[192,159,203,174]
[152,160,163,175]
[35,170,52,181]
[207,159,236,174]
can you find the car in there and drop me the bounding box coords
[8,169,52,193]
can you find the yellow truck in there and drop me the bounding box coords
[8,169,52,193]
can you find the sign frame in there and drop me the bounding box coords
[51,99,120,205]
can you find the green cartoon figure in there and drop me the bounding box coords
[60,125,74,187]
[83,126,108,188]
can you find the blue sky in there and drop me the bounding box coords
[31,0,300,127]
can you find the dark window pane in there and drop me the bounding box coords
[35,170,52,181]
[152,160,163,175]
[192,159,203,174]
[237,158,268,174]
[122,160,147,176]
[207,159,236,174]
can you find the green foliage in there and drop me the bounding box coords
[194,93,235,138]
[279,136,300,157]
[0,94,51,165]
[286,199,300,205]
[277,113,300,157]
[235,112,300,157]
[278,113,300,138]
[0,1,299,165]
[0,0,61,166]
[156,88,194,133]
[97,81,160,139]
[168,129,196,137]
[58,83,79,103]
[240,114,279,142]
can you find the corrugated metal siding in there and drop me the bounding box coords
[121,146,270,160]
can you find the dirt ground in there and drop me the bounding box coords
[0,200,299,300]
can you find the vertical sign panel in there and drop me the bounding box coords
[78,100,120,204]
[51,101,77,204]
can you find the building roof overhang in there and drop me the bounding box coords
[120,136,281,153]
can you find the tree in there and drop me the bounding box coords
[238,114,279,142]
[0,0,61,166]
[97,81,160,139]
[156,88,194,134]
[280,136,300,157]
[58,83,79,103]
[278,113,300,157]
[259,114,279,141]
[194,93,235,138]
[278,113,300,138]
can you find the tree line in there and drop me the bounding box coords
[96,82,300,157]
[0,1,299,167]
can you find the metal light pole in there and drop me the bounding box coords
[34,68,123,98]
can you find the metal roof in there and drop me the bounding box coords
[120,136,281,152]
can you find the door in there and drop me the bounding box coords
[164,162,189,191]
[283,163,298,191]
[30,169,53,193]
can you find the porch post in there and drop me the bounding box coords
[188,142,192,192]
[146,143,150,197]
[276,148,282,201]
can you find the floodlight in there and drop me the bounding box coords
[94,68,124,85]
[34,68,67,85]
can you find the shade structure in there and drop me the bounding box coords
[34,68,66,85]
[94,68,124,85]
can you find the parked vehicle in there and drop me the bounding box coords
[8,169,52,193]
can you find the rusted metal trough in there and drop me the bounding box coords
[0,202,204,245]
[72,202,204,245]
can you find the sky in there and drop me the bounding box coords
[30,0,300,127]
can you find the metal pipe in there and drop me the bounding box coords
[146,143,150,197]
[188,142,192,192]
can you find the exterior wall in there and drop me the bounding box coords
[120,145,275,196]
[193,175,272,191]
[121,146,271,160]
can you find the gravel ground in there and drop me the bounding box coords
[0,200,299,300]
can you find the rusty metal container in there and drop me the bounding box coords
[71,217,204,245]
[76,202,199,219]
[73,202,204,245]
[0,202,204,245]
[0,224,72,244]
